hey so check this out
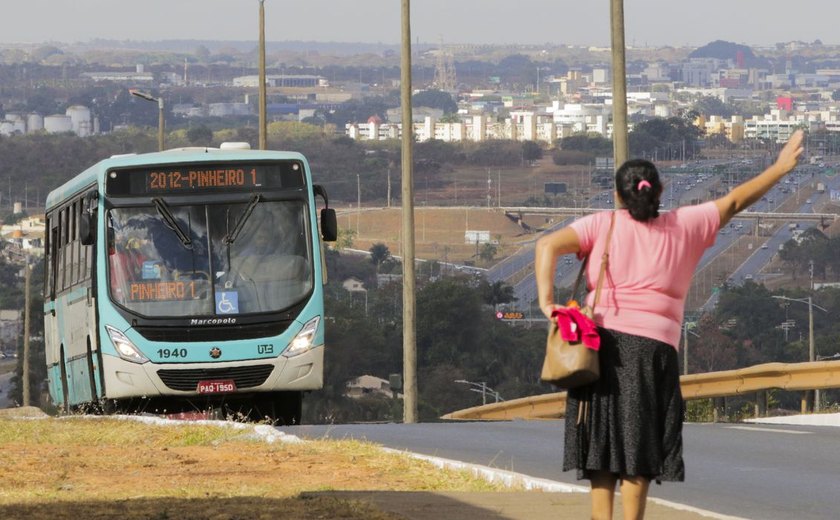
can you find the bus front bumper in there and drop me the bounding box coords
[102,345,324,399]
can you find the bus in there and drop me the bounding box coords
[43,143,337,424]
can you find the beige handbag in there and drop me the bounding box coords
[540,213,615,388]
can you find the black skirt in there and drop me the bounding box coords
[563,328,685,483]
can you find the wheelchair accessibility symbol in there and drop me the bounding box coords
[215,291,239,314]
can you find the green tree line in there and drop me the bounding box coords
[303,249,548,423]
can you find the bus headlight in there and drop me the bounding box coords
[284,316,320,357]
[106,326,149,364]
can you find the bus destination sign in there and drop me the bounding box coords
[127,281,204,302]
[148,167,261,191]
[107,161,304,195]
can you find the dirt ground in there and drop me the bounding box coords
[341,158,591,266]
[343,207,534,266]
[0,410,505,520]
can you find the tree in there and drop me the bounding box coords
[186,125,213,146]
[325,97,391,126]
[478,242,498,264]
[495,54,536,88]
[479,280,516,308]
[369,243,391,273]
[411,90,457,114]
[778,239,804,279]
[335,228,356,250]
[690,315,738,373]
[692,95,734,118]
[558,133,613,154]
[30,45,63,63]
[194,45,211,62]
[466,140,523,167]
[629,117,703,160]
[521,140,543,162]
[267,121,323,142]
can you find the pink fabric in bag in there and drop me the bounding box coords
[552,308,600,351]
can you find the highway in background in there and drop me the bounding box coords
[486,162,837,317]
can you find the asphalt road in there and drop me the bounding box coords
[283,420,840,520]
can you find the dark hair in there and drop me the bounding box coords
[615,159,662,222]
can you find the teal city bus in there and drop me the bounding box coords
[43,143,336,424]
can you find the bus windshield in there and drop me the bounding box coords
[107,199,312,318]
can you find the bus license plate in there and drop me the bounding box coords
[196,380,236,394]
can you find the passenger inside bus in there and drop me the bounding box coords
[146,215,211,282]
[109,233,147,302]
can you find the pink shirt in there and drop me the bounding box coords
[569,202,720,348]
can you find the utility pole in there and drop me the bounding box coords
[157,96,164,152]
[497,170,501,207]
[22,262,31,406]
[808,295,818,412]
[683,321,689,376]
[356,173,361,234]
[387,164,392,208]
[400,0,418,424]
[258,0,267,150]
[610,0,629,175]
[773,295,825,413]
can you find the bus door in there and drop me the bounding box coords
[44,213,62,403]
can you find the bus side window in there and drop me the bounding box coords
[45,215,53,299]
[83,195,94,281]
[62,207,70,291]
[77,201,85,283]
[57,208,65,292]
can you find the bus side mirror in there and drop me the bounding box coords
[320,208,337,242]
[80,213,95,245]
[314,184,337,242]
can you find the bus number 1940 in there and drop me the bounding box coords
[157,348,188,359]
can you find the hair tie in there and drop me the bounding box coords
[637,180,652,191]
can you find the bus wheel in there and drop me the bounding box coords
[274,391,302,426]
[59,346,70,414]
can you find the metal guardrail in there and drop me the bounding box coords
[441,360,840,421]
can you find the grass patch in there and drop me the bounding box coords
[0,416,508,519]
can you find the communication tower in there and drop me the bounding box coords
[433,40,456,92]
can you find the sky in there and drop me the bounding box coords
[1,0,837,48]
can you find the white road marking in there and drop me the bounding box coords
[725,425,811,435]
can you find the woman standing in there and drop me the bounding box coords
[535,130,804,519]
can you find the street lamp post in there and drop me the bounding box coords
[258,0,267,150]
[682,319,699,375]
[454,379,502,405]
[129,89,164,151]
[772,295,828,412]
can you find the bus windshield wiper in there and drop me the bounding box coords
[224,194,261,244]
[152,197,193,250]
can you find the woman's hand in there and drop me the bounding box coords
[542,303,563,321]
[774,129,805,175]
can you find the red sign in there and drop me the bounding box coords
[196,379,236,394]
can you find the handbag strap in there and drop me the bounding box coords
[570,211,616,312]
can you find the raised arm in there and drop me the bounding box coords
[535,226,580,320]
[715,129,805,227]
